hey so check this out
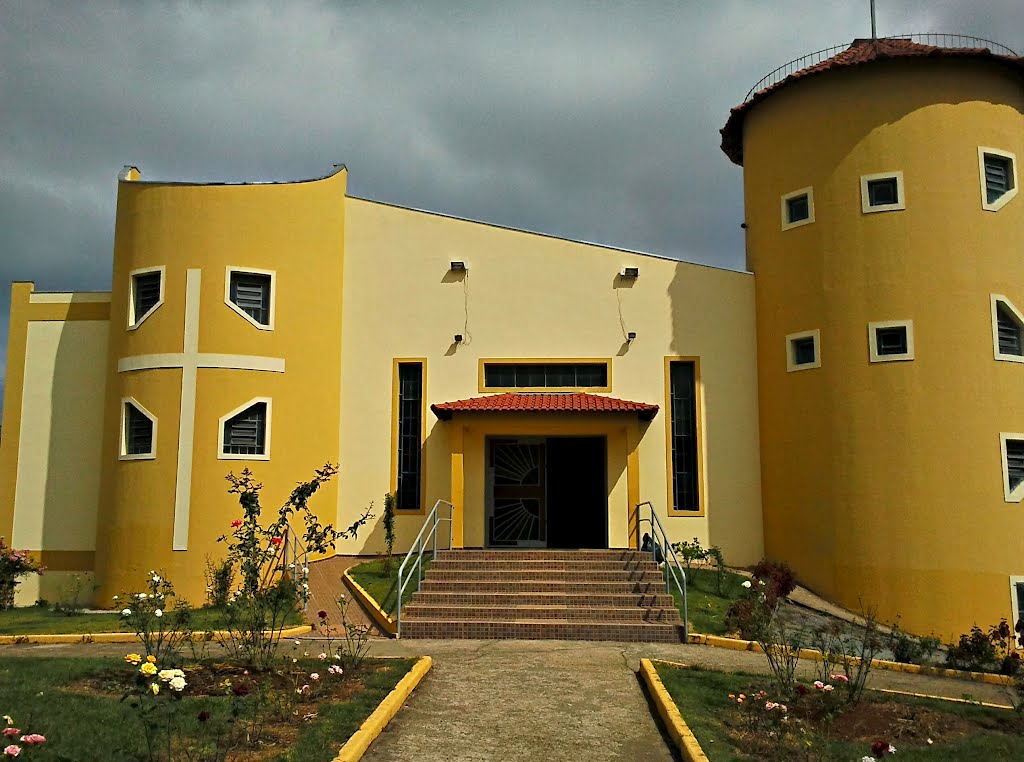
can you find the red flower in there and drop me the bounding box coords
[232,683,250,697]
[230,520,243,528]
[270,537,283,546]
[197,711,210,722]
[317,610,328,620]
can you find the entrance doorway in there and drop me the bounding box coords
[485,436,607,549]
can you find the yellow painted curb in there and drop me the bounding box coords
[333,655,432,762]
[0,624,312,646]
[342,569,398,637]
[639,658,710,762]
[870,687,1013,710]
[689,632,1014,686]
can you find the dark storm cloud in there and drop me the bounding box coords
[1,1,1023,394]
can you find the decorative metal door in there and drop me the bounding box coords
[487,439,547,547]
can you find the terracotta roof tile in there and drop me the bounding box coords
[721,38,1024,165]
[430,392,659,421]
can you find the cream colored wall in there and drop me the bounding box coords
[10,320,107,605]
[742,58,1024,638]
[338,198,763,565]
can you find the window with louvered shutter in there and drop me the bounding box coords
[223,402,267,456]
[229,272,272,326]
[132,272,161,323]
[985,154,1013,205]
[1007,440,1024,494]
[124,403,154,455]
[997,302,1023,356]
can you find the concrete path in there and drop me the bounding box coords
[362,639,679,762]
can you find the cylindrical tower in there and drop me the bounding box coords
[94,167,347,605]
[723,37,1024,638]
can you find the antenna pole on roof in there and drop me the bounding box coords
[870,0,877,39]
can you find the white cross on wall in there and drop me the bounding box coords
[117,269,285,550]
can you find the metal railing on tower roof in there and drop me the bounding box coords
[743,33,1020,103]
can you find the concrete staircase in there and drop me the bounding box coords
[401,549,685,642]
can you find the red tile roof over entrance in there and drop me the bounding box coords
[430,392,659,421]
[721,38,1024,165]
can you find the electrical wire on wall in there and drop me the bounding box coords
[461,270,473,345]
[616,281,630,342]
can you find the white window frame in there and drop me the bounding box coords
[127,265,165,330]
[1000,432,1024,503]
[218,397,272,461]
[785,329,821,372]
[1010,576,1024,629]
[224,266,276,330]
[120,397,157,460]
[991,294,1024,363]
[868,320,915,363]
[860,171,906,214]
[780,187,815,231]
[978,147,1018,212]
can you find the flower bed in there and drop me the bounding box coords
[654,663,1024,761]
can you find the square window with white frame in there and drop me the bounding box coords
[991,295,1024,361]
[225,267,275,329]
[979,147,1018,211]
[120,398,157,460]
[860,171,906,213]
[868,320,914,362]
[219,399,271,460]
[786,329,821,372]
[1001,433,1024,503]
[780,187,814,230]
[128,266,165,329]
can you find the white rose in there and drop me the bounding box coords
[154,609,163,617]
[152,575,160,583]
[158,669,176,681]
[169,676,186,692]
[121,608,132,616]
[137,593,146,599]
[741,580,752,589]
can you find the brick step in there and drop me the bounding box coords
[403,604,682,622]
[419,580,669,594]
[436,550,647,562]
[409,591,676,608]
[401,619,685,642]
[425,569,665,583]
[427,559,660,573]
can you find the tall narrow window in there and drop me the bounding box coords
[219,400,271,459]
[668,360,700,513]
[992,295,1024,361]
[396,362,424,510]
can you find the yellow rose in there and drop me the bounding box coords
[150,682,160,695]
[146,655,157,664]
[140,662,157,676]
[125,653,142,665]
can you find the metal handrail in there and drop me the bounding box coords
[636,501,688,642]
[744,33,1019,102]
[396,499,454,637]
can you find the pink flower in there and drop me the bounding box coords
[0,731,17,739]
[813,680,824,689]
[822,684,834,692]
[3,746,20,757]
[829,673,849,683]
[17,736,43,746]
[310,673,320,681]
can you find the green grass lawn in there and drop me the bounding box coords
[0,655,416,761]
[0,605,301,635]
[347,557,430,618]
[673,567,747,635]
[655,663,1024,761]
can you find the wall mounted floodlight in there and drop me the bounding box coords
[627,331,637,342]
[620,266,639,278]
[454,334,464,344]
[450,261,467,272]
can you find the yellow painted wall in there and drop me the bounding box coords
[94,168,347,605]
[742,58,1024,638]
[338,198,764,564]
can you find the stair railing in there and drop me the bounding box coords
[636,501,688,642]
[396,499,454,638]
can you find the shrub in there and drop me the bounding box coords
[203,554,235,608]
[671,537,708,571]
[382,493,396,575]
[750,559,797,603]
[0,537,45,610]
[888,618,941,666]
[944,619,1020,675]
[116,572,194,662]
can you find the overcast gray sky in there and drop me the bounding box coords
[2,1,1022,395]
